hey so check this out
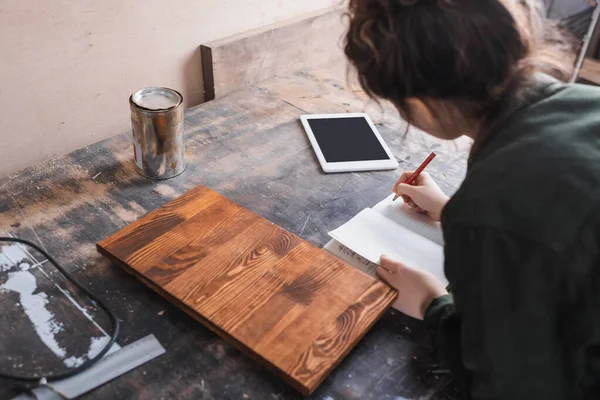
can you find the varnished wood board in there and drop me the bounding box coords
[97,185,397,395]
[200,7,348,101]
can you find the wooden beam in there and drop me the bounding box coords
[580,57,600,84]
[200,7,348,101]
[201,45,216,101]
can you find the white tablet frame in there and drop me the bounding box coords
[300,113,399,173]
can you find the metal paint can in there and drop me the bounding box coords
[129,87,185,179]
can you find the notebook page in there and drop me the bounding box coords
[328,208,447,286]
[373,194,444,246]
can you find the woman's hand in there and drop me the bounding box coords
[377,255,447,320]
[393,172,449,221]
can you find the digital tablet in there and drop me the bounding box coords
[300,113,399,173]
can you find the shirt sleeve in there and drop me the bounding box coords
[424,224,568,400]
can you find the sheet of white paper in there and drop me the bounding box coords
[323,239,379,277]
[373,194,444,246]
[329,208,448,285]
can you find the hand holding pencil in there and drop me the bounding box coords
[392,153,449,222]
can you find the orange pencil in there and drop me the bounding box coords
[393,152,437,201]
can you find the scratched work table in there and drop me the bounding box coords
[0,70,470,400]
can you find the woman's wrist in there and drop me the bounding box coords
[431,196,450,221]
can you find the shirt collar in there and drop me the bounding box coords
[468,73,566,168]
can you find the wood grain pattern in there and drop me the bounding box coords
[200,7,348,101]
[97,185,397,395]
[580,57,600,84]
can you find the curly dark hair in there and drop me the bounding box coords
[345,0,576,147]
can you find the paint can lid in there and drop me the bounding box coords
[130,87,183,111]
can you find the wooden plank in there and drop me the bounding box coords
[201,45,216,101]
[97,185,397,395]
[580,57,600,84]
[200,7,348,101]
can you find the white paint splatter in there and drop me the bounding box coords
[0,254,12,272]
[62,337,121,368]
[88,336,120,358]
[0,244,29,271]
[64,355,85,368]
[1,270,66,358]
[1,234,120,366]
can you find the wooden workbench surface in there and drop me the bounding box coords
[0,70,470,400]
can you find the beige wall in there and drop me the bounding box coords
[0,0,337,176]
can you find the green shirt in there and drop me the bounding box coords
[424,75,600,399]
